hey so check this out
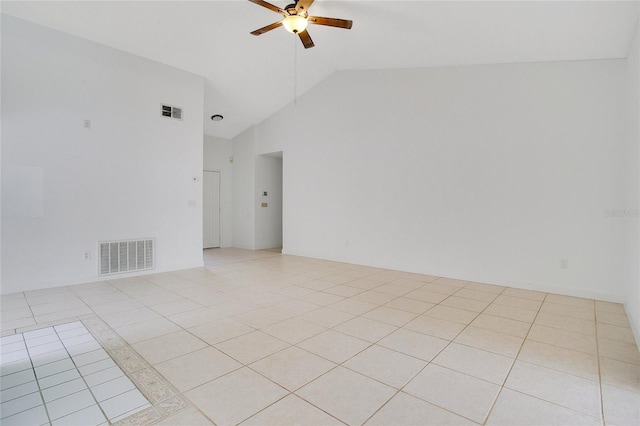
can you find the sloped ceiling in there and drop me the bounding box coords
[2,1,638,139]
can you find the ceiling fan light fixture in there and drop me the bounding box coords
[282,14,308,34]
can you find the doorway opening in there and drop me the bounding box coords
[256,152,283,252]
[203,170,221,248]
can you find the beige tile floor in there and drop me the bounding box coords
[1,248,639,425]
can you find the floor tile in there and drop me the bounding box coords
[518,340,598,380]
[470,313,530,338]
[440,296,490,312]
[188,318,255,345]
[215,330,289,364]
[403,289,449,304]
[38,368,81,389]
[539,302,594,321]
[545,294,593,309]
[492,294,542,311]
[2,249,636,426]
[232,307,292,329]
[433,342,514,385]
[362,306,418,327]
[601,384,640,426]
[299,291,345,306]
[321,285,363,298]
[454,288,500,302]
[296,366,395,426]
[113,317,181,344]
[149,298,203,316]
[600,357,640,393]
[90,375,136,401]
[99,388,150,420]
[597,323,637,345]
[344,344,427,389]
[436,278,470,288]
[155,347,242,392]
[51,404,107,426]
[404,363,500,424]
[455,326,523,357]
[484,303,537,323]
[423,305,478,325]
[186,367,288,426]
[402,315,464,340]
[1,380,39,403]
[334,317,397,343]
[46,388,95,420]
[528,324,596,354]
[486,388,601,426]
[365,391,476,425]
[272,299,320,316]
[505,360,601,419]
[0,391,43,419]
[250,346,335,391]
[300,307,355,328]
[41,377,87,402]
[0,404,48,425]
[297,330,370,364]
[100,307,161,329]
[598,337,640,365]
[501,287,546,301]
[83,365,124,387]
[329,299,378,316]
[156,406,214,426]
[352,291,398,305]
[131,330,207,364]
[378,328,448,361]
[261,317,326,344]
[534,311,595,335]
[241,394,344,425]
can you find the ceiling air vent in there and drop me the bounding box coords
[161,104,182,120]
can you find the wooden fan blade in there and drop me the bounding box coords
[251,21,283,36]
[308,16,353,29]
[248,0,286,15]
[295,0,314,13]
[298,29,315,49]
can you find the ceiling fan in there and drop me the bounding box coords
[249,0,353,49]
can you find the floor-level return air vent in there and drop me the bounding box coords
[99,239,154,275]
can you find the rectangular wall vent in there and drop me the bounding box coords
[99,239,154,275]
[161,104,182,120]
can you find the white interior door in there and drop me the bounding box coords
[203,170,221,248]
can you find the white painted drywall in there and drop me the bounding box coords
[255,155,283,250]
[1,16,205,294]
[252,59,630,302]
[625,18,640,343]
[204,135,233,248]
[231,127,257,249]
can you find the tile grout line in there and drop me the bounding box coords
[52,323,113,425]
[481,291,548,425]
[594,306,606,425]
[360,282,510,426]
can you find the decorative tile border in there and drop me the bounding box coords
[80,315,193,425]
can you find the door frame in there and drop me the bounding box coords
[203,169,222,249]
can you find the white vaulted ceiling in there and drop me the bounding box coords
[2,1,638,139]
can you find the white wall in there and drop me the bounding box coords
[204,135,233,247]
[231,127,257,249]
[625,19,640,342]
[255,155,283,250]
[252,59,629,302]
[1,15,205,294]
